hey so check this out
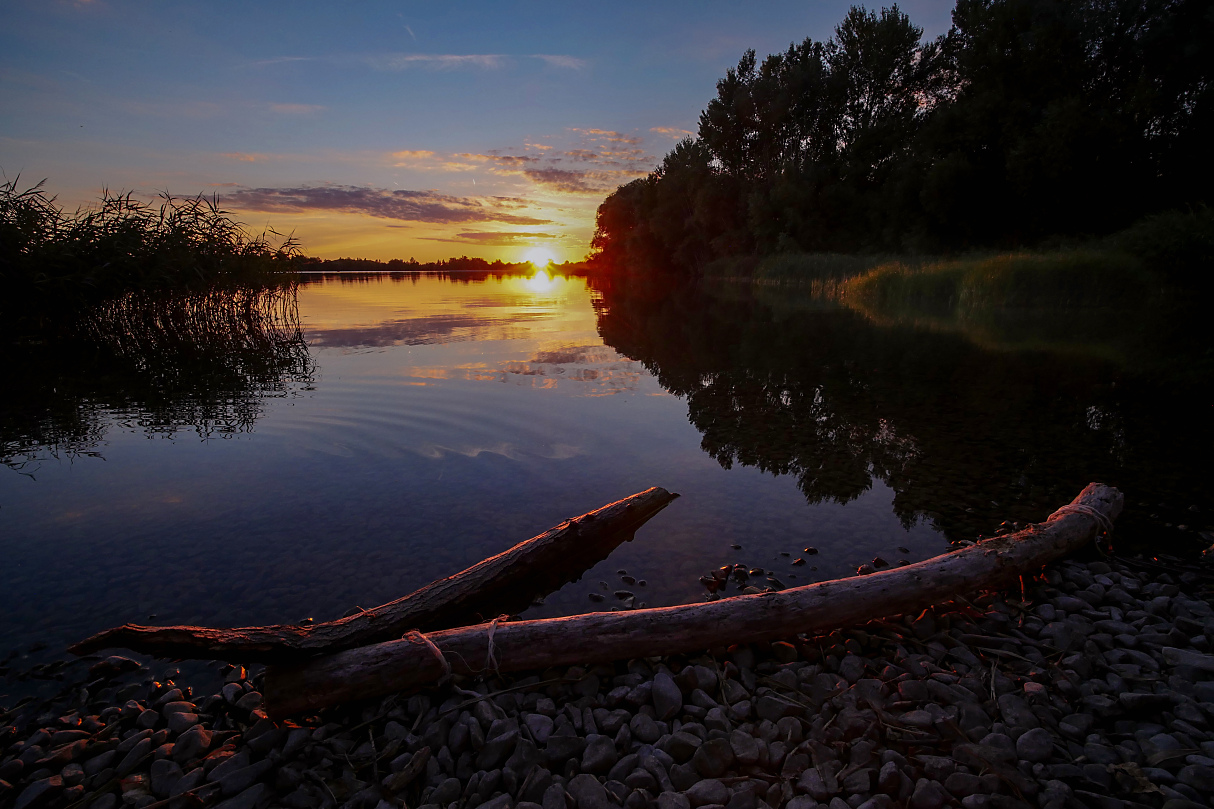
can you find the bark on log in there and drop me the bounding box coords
[70,487,679,664]
[263,482,1121,719]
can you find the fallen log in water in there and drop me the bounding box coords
[263,482,1121,718]
[70,487,679,664]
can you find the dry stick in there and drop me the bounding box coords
[70,486,679,664]
[264,483,1123,718]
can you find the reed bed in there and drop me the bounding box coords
[0,178,301,324]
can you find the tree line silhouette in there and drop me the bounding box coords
[592,0,1213,275]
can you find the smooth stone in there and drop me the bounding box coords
[212,783,268,809]
[876,761,900,796]
[653,673,684,721]
[207,752,251,783]
[908,778,948,809]
[996,695,1039,729]
[665,732,702,764]
[1177,764,1214,793]
[755,696,792,723]
[692,738,735,778]
[15,777,63,809]
[526,714,555,744]
[170,768,205,799]
[686,779,729,808]
[659,793,691,809]
[842,768,874,793]
[944,773,982,798]
[730,730,759,766]
[473,796,514,809]
[545,732,585,767]
[631,714,662,744]
[432,777,463,804]
[568,773,611,809]
[173,726,212,763]
[669,762,699,792]
[916,755,955,781]
[608,754,640,784]
[218,761,273,797]
[167,713,199,735]
[626,769,658,791]
[798,768,832,801]
[1015,728,1055,763]
[160,701,195,716]
[149,760,183,799]
[116,738,152,776]
[582,735,618,775]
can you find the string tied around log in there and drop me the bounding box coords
[403,630,451,682]
[485,614,510,675]
[1048,503,1115,537]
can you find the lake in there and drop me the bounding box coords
[2,270,1211,673]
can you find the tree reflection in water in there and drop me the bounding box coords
[590,273,1214,552]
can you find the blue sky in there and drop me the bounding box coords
[1,0,955,261]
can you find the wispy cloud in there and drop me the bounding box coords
[221,152,272,163]
[269,103,324,114]
[442,231,561,245]
[250,56,315,68]
[533,54,587,70]
[368,53,585,71]
[121,99,225,119]
[370,53,508,70]
[651,126,695,139]
[523,168,596,193]
[391,150,436,164]
[571,128,644,145]
[225,185,552,225]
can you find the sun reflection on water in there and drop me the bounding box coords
[525,270,554,292]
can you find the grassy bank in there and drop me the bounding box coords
[0,179,301,329]
[701,207,1213,302]
[839,249,1157,311]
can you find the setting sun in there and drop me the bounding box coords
[523,246,556,268]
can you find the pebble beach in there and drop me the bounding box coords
[4,555,1214,809]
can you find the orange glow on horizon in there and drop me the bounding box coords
[523,246,557,268]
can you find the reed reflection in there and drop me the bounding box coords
[2,284,313,473]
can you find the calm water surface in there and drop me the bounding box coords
[2,271,1210,670]
[0,273,938,662]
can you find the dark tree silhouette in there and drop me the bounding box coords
[592,0,1214,276]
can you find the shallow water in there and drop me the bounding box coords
[1,271,1210,668]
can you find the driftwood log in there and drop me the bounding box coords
[70,487,679,664]
[263,482,1121,718]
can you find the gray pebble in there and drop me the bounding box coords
[568,773,611,809]
[630,713,662,744]
[692,738,734,778]
[1014,727,1054,763]
[685,778,729,807]
[582,735,618,775]
[212,783,268,809]
[653,673,683,722]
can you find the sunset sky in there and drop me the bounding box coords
[2,0,953,262]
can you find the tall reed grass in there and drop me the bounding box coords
[0,178,301,323]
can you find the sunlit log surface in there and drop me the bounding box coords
[70,487,679,663]
[263,483,1121,719]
